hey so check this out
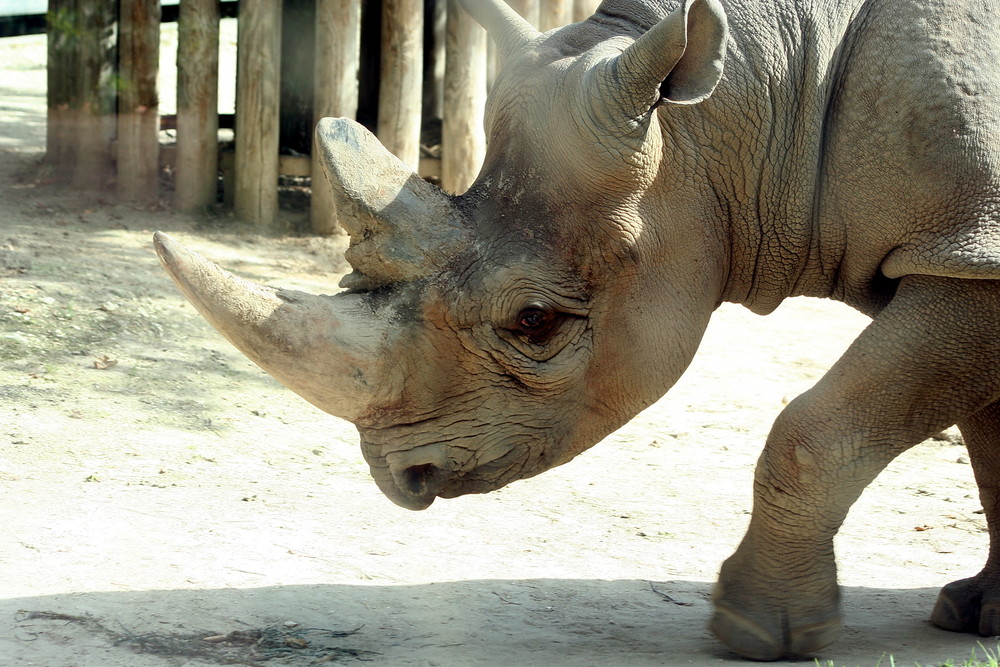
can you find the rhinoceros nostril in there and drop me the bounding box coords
[402,463,440,496]
[385,446,450,500]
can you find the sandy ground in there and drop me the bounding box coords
[2,28,1000,667]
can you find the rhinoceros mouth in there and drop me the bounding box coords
[436,478,501,498]
[364,433,554,509]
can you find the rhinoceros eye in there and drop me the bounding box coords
[515,305,559,343]
[518,308,548,329]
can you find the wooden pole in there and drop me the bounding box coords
[75,0,117,189]
[508,0,539,27]
[540,0,570,31]
[234,0,282,229]
[117,0,161,204]
[311,0,361,234]
[378,0,423,170]
[46,0,78,181]
[175,0,220,214]
[442,0,486,194]
[424,0,446,123]
[47,0,117,189]
[280,0,316,156]
[573,0,599,22]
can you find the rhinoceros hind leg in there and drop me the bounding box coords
[933,402,1000,636]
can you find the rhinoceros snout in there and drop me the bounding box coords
[377,445,453,510]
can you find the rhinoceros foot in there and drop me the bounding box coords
[710,544,841,660]
[709,601,841,661]
[932,575,1000,636]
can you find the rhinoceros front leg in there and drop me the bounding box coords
[932,401,1000,634]
[710,275,1000,660]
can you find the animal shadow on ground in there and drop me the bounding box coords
[0,581,992,666]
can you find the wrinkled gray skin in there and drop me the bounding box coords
[154,0,1000,660]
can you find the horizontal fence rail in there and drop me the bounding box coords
[42,0,600,232]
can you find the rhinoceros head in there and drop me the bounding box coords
[155,0,728,509]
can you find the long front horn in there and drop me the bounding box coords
[455,0,539,59]
[153,232,389,423]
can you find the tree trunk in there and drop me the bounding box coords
[378,0,423,170]
[234,0,282,229]
[311,0,361,234]
[175,0,220,214]
[442,0,486,194]
[117,0,161,204]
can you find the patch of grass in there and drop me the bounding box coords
[937,644,1000,667]
[815,644,1000,667]
[814,643,1000,667]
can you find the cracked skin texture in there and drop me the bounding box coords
[668,0,1000,317]
[813,0,1000,312]
[156,0,1000,661]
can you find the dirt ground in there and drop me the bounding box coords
[2,30,1000,667]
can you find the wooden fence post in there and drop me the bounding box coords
[234,0,282,229]
[425,0,446,123]
[74,0,117,189]
[46,0,78,179]
[175,0,220,214]
[280,0,316,156]
[540,0,569,31]
[311,0,361,234]
[442,0,486,194]
[508,0,540,27]
[573,0,599,22]
[378,0,424,170]
[46,0,117,188]
[117,0,161,204]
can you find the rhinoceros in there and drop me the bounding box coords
[154,0,1000,659]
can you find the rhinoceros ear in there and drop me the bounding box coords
[614,0,728,112]
[315,118,470,291]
